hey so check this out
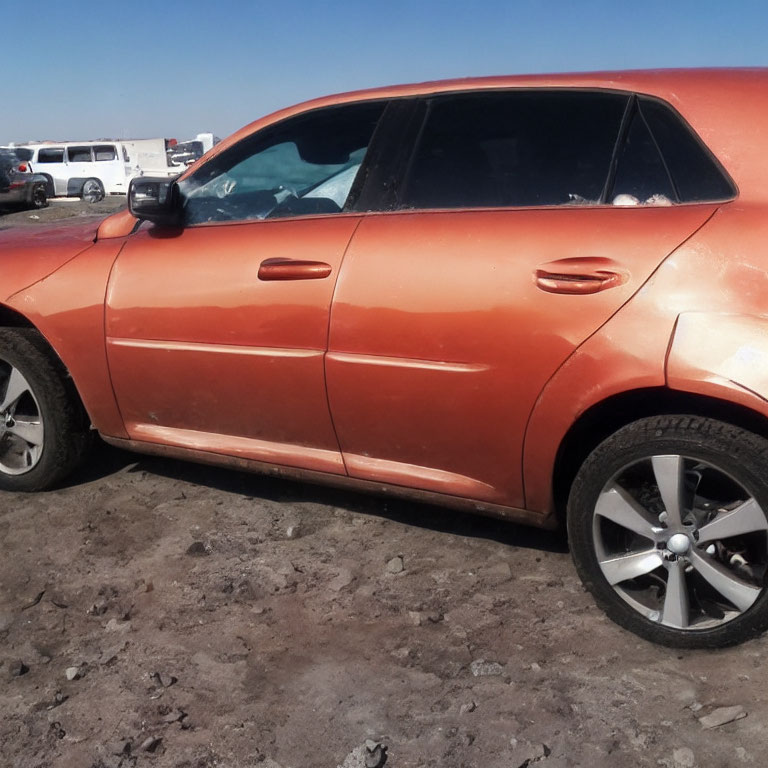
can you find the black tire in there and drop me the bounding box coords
[40,174,55,198]
[568,415,768,648]
[81,178,104,203]
[30,183,47,210]
[0,329,90,492]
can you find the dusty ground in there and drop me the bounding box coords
[0,196,126,228]
[2,201,768,768]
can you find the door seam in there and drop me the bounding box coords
[322,216,365,475]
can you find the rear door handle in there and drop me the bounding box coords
[258,258,333,281]
[535,257,628,295]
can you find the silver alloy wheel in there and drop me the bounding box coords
[0,361,44,475]
[81,179,103,203]
[592,454,768,630]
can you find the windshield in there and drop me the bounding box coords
[0,149,21,171]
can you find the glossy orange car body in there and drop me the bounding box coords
[2,68,768,529]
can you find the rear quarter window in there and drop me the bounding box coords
[637,97,736,202]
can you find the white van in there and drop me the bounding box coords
[19,141,134,201]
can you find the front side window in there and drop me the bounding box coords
[400,91,629,209]
[67,146,93,163]
[37,148,64,163]
[179,101,386,224]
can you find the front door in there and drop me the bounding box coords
[105,99,387,474]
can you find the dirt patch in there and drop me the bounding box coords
[1,207,767,767]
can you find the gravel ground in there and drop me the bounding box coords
[1,201,767,768]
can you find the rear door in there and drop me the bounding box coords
[326,91,726,508]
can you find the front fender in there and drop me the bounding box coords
[0,218,101,300]
[5,238,129,439]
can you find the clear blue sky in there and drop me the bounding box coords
[3,0,767,144]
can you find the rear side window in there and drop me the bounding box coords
[638,98,735,202]
[67,146,92,162]
[37,148,64,163]
[400,91,629,209]
[610,105,677,204]
[94,145,117,161]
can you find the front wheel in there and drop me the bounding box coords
[0,329,90,492]
[568,415,768,648]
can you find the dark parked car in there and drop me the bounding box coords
[0,149,48,211]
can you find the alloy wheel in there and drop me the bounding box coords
[81,179,103,203]
[592,454,767,630]
[0,360,44,475]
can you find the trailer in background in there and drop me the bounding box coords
[122,133,219,178]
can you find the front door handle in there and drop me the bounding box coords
[258,258,333,281]
[535,257,628,295]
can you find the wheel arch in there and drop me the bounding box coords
[0,303,90,427]
[0,304,34,329]
[37,172,55,197]
[552,387,768,526]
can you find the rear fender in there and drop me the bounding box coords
[667,312,768,416]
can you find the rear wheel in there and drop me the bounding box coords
[0,329,90,492]
[568,416,768,648]
[40,174,54,198]
[30,184,47,209]
[81,178,104,203]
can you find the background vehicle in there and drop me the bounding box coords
[122,133,220,179]
[167,132,219,167]
[18,141,133,200]
[1,70,768,648]
[0,148,47,210]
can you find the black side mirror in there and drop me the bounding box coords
[128,177,182,226]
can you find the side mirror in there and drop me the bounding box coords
[128,176,182,226]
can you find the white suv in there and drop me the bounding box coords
[20,141,134,200]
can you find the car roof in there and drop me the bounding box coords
[198,68,768,203]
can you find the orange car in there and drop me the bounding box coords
[2,69,768,647]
